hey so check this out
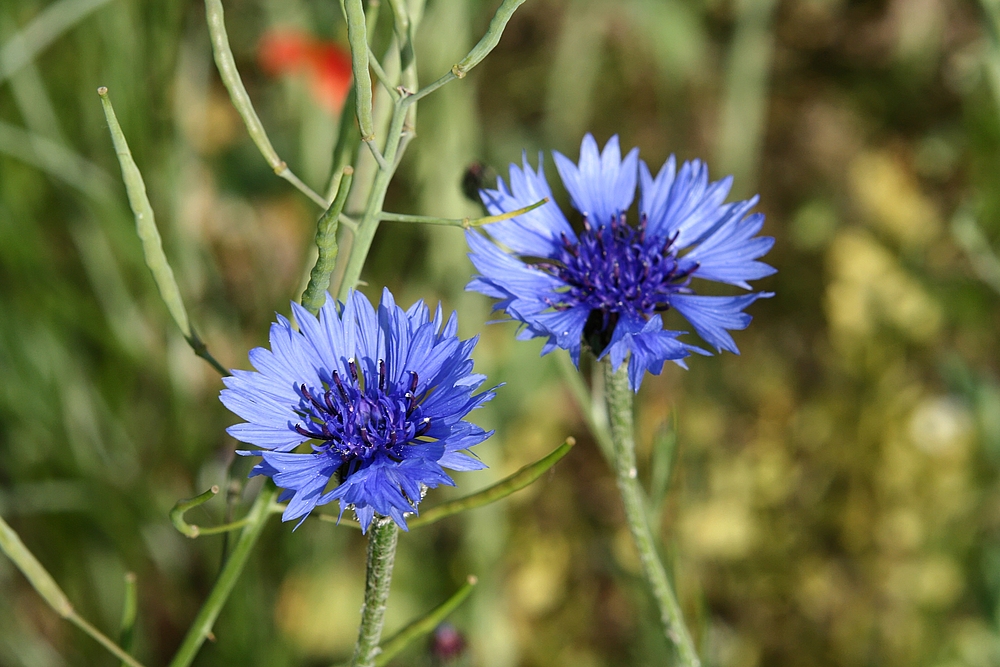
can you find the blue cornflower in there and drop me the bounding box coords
[466,134,775,391]
[220,289,495,532]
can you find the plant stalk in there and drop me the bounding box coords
[349,518,399,667]
[603,362,700,667]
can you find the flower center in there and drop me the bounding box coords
[293,359,429,472]
[531,214,695,353]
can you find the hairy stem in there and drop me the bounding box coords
[350,518,399,667]
[604,362,700,667]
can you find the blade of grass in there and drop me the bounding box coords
[0,0,115,84]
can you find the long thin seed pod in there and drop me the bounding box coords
[344,0,379,165]
[374,576,477,666]
[98,87,227,376]
[379,197,546,228]
[0,515,147,667]
[407,0,526,104]
[604,362,700,666]
[350,519,399,667]
[307,437,575,529]
[203,0,327,207]
[302,167,354,315]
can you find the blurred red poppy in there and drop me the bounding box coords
[258,30,353,114]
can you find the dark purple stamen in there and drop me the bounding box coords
[293,360,432,467]
[528,213,696,352]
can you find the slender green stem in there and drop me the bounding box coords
[337,103,408,299]
[167,484,279,667]
[367,48,399,99]
[350,518,399,667]
[118,572,138,667]
[203,0,327,207]
[556,352,613,462]
[0,515,147,667]
[302,167,354,314]
[604,362,700,667]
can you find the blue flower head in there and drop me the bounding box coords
[220,289,495,532]
[466,134,775,391]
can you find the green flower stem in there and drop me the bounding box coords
[0,515,147,667]
[350,518,399,667]
[336,103,408,300]
[166,483,279,667]
[603,362,700,667]
[119,572,138,667]
[556,352,613,462]
[203,0,327,208]
[98,87,228,376]
[302,167,355,315]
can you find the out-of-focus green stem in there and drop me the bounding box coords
[302,167,354,315]
[98,87,228,376]
[203,0,327,207]
[0,515,147,667]
[119,572,138,667]
[556,352,613,461]
[715,0,778,193]
[374,575,477,666]
[604,362,700,667]
[166,484,279,667]
[407,0,526,104]
[0,0,114,84]
[350,518,399,667]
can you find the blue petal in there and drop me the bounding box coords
[640,157,735,247]
[679,212,776,289]
[480,152,576,254]
[668,293,773,354]
[554,134,639,227]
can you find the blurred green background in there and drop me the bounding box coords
[3,0,1000,665]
